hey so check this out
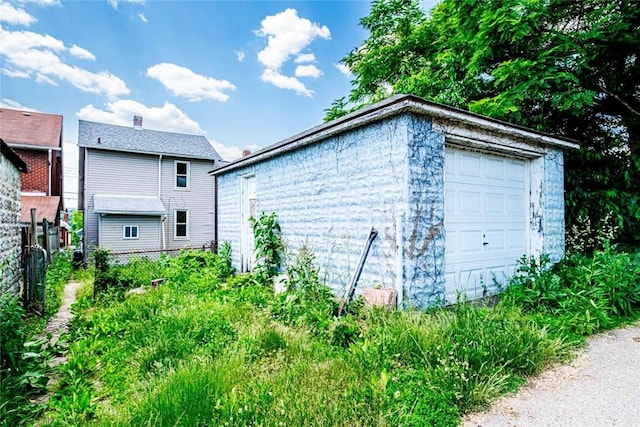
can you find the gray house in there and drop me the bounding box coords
[79,117,222,258]
[212,95,578,308]
[0,138,28,295]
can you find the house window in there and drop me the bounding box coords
[174,209,189,239]
[175,161,190,189]
[123,225,139,239]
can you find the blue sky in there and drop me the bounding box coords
[1,0,438,208]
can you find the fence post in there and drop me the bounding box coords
[43,218,50,259]
[30,208,37,246]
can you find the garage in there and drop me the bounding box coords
[213,94,577,309]
[444,147,529,303]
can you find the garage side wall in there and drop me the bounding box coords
[542,148,565,262]
[217,115,416,296]
[402,114,446,308]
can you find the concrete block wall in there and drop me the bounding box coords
[218,115,413,296]
[0,153,23,295]
[542,147,565,262]
[402,114,446,307]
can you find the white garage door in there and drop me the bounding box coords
[444,147,529,303]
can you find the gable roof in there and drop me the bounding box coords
[1,138,28,172]
[93,194,167,216]
[0,108,62,149]
[211,94,579,176]
[21,195,61,224]
[78,120,222,161]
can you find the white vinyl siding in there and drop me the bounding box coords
[175,160,190,190]
[99,216,161,251]
[84,150,158,251]
[161,158,214,248]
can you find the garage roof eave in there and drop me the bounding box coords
[210,94,579,176]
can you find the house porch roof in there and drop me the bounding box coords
[93,194,167,216]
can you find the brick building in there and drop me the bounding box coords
[0,108,64,246]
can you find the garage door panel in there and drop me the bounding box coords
[460,230,483,253]
[445,147,529,304]
[460,192,481,214]
[485,158,504,179]
[459,152,482,176]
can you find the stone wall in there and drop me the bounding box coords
[0,152,23,295]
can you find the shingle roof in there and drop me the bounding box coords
[0,108,62,148]
[78,120,221,161]
[21,195,61,224]
[93,194,167,216]
[1,138,28,172]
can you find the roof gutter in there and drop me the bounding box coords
[6,142,61,151]
[78,145,220,162]
[211,94,579,176]
[96,211,167,216]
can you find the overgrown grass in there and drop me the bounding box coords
[1,251,74,427]
[31,244,640,426]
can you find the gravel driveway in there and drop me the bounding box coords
[462,323,640,427]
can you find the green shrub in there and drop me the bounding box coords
[0,292,26,371]
[0,294,50,426]
[250,212,284,283]
[504,246,640,335]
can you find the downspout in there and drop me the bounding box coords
[158,154,165,250]
[48,149,52,195]
[213,169,218,252]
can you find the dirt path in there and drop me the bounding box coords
[39,279,83,350]
[32,280,83,407]
[462,323,640,427]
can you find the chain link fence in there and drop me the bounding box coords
[106,243,216,265]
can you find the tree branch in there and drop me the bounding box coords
[598,83,640,118]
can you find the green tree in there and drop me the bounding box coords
[70,210,83,247]
[328,0,640,247]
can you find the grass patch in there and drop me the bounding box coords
[28,245,640,426]
[1,250,74,427]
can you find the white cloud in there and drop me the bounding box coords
[0,24,129,98]
[2,67,31,78]
[0,1,36,26]
[295,64,322,79]
[138,13,147,23]
[77,99,205,134]
[294,53,316,63]
[210,140,261,162]
[35,72,57,85]
[256,8,330,96]
[108,0,145,11]
[335,63,353,78]
[147,63,235,102]
[69,44,95,60]
[257,9,330,69]
[0,98,38,110]
[261,68,313,97]
[18,0,60,5]
[236,50,245,62]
